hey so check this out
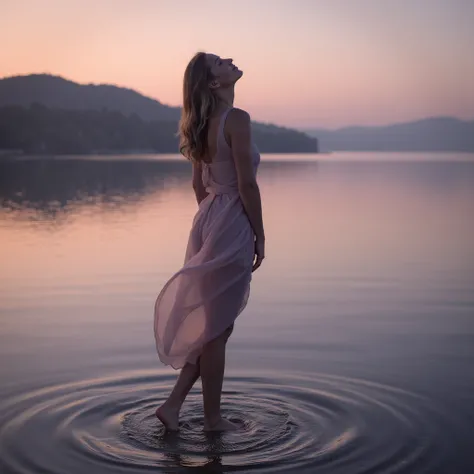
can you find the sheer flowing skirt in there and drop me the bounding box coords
[154,194,254,369]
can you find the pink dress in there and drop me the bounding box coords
[154,108,261,369]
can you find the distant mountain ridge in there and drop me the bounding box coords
[0,74,318,154]
[0,74,181,121]
[3,74,470,153]
[304,117,474,152]
[0,74,318,153]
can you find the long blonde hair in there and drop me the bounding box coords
[178,52,219,163]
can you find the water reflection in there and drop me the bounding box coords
[160,432,225,473]
[0,158,192,223]
[1,154,474,473]
[0,157,318,224]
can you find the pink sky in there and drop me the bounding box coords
[1,0,473,128]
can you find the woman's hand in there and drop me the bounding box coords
[252,238,265,272]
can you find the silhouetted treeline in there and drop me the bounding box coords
[0,104,177,154]
[0,104,319,155]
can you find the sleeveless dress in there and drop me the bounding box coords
[154,108,261,369]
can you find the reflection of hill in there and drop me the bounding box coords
[0,158,191,221]
[0,157,319,225]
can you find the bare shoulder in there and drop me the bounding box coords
[227,108,251,130]
[225,108,252,149]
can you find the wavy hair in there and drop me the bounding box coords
[178,52,219,163]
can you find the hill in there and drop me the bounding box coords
[0,74,318,154]
[0,74,181,121]
[304,117,474,152]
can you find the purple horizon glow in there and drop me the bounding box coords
[1,0,473,128]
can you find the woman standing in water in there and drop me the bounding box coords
[154,52,265,432]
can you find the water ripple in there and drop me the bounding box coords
[0,370,462,473]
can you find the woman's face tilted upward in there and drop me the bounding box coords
[206,53,243,88]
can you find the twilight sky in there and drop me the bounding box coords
[1,0,473,128]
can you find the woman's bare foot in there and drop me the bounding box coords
[204,417,238,432]
[155,403,179,431]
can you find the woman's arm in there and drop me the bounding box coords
[228,108,265,269]
[192,160,209,205]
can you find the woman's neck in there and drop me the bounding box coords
[216,86,235,109]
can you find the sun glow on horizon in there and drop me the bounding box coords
[1,0,473,128]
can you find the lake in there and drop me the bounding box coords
[1,153,473,473]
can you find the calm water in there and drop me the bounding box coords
[1,153,473,474]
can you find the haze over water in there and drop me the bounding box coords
[1,153,473,473]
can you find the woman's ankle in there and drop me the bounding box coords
[204,414,222,427]
[162,398,182,412]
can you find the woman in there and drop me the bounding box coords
[154,52,265,432]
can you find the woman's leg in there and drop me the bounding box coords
[156,358,200,431]
[200,325,237,431]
